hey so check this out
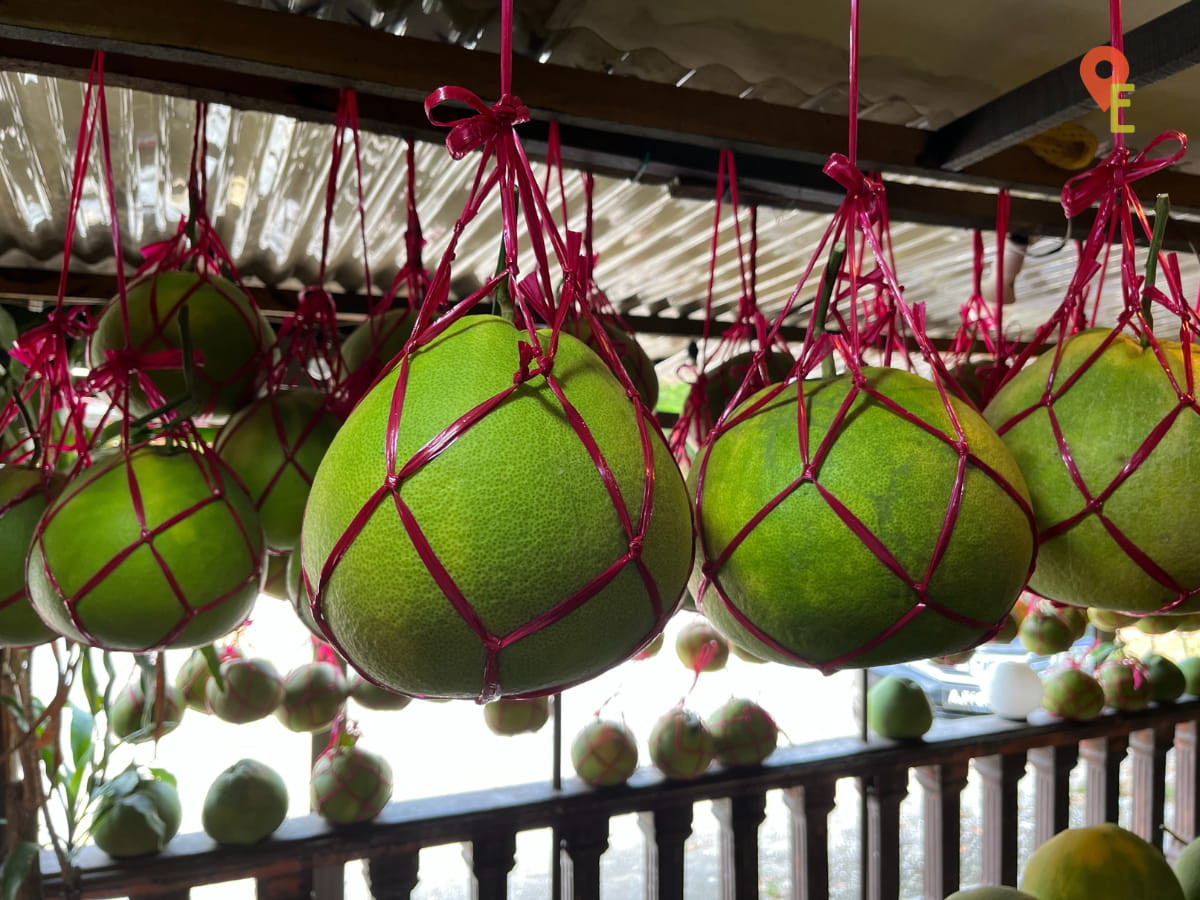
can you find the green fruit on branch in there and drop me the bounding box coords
[206,657,285,724]
[483,696,551,736]
[90,767,181,859]
[0,465,61,647]
[202,759,288,845]
[26,446,264,650]
[985,329,1200,613]
[302,314,692,699]
[1021,822,1184,900]
[866,675,934,740]
[347,672,413,712]
[571,719,638,787]
[311,738,392,825]
[707,698,778,767]
[649,708,713,781]
[109,678,186,743]
[675,618,729,673]
[692,368,1034,670]
[1040,667,1105,721]
[88,270,274,421]
[275,661,347,733]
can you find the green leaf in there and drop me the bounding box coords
[120,792,168,848]
[200,645,225,692]
[0,841,38,900]
[91,765,139,804]
[81,648,102,715]
[69,703,94,770]
[147,768,176,789]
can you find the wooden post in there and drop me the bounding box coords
[559,813,609,900]
[1028,744,1078,849]
[1080,734,1129,825]
[1175,722,1200,844]
[783,780,836,900]
[363,850,421,900]
[861,768,909,900]
[916,760,969,898]
[465,833,517,900]
[639,803,693,900]
[714,792,767,900]
[1131,722,1175,849]
[976,752,1026,887]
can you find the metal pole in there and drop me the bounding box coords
[551,692,563,900]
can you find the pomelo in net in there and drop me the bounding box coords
[1041,667,1105,721]
[348,671,412,711]
[26,446,264,651]
[109,679,186,744]
[275,661,347,733]
[675,618,729,673]
[1021,822,1184,899]
[88,270,274,421]
[285,550,322,639]
[1144,653,1186,702]
[563,313,659,410]
[175,646,239,713]
[707,698,777,766]
[340,307,417,380]
[0,466,60,646]
[206,657,285,724]
[215,388,341,552]
[1096,657,1152,712]
[985,329,1200,613]
[203,759,288,846]
[649,708,713,780]
[571,719,638,787]
[703,350,793,424]
[301,314,692,699]
[312,740,393,825]
[692,367,1034,669]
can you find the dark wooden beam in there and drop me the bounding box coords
[924,1,1200,171]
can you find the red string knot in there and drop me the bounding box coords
[425,86,531,160]
[628,535,644,559]
[383,472,401,491]
[1061,131,1187,217]
[822,153,884,222]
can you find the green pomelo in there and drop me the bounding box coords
[1019,611,1074,655]
[348,672,412,711]
[302,315,692,699]
[692,368,1034,668]
[88,271,273,420]
[0,466,60,646]
[215,388,341,552]
[675,619,729,673]
[483,696,550,735]
[1137,615,1180,635]
[866,675,933,740]
[91,774,182,859]
[109,680,186,743]
[1041,667,1105,720]
[985,329,1200,613]
[202,759,289,845]
[275,661,347,732]
[26,447,264,650]
[707,698,777,767]
[1174,834,1200,900]
[1096,658,1153,712]
[989,612,1019,644]
[564,314,659,410]
[703,350,793,424]
[633,631,664,660]
[175,647,238,713]
[340,307,417,379]
[285,550,322,639]
[1021,822,1184,900]
[1180,657,1200,695]
[571,719,638,787]
[945,888,1037,899]
[206,657,285,724]
[1088,608,1137,631]
[1144,653,1186,703]
[649,708,713,780]
[260,553,290,602]
[312,743,393,825]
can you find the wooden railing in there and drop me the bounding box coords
[39,700,1200,900]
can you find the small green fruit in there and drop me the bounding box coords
[1096,658,1153,712]
[1180,658,1200,696]
[91,770,181,859]
[202,759,288,845]
[867,676,933,740]
[275,662,347,732]
[649,708,713,780]
[348,672,412,711]
[109,680,186,743]
[1041,667,1105,721]
[206,657,285,724]
[483,697,550,736]
[1144,653,1186,703]
[312,742,392,825]
[707,698,777,767]
[571,720,638,787]
[945,888,1038,899]
[675,619,729,673]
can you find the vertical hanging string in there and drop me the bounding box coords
[348,92,375,311]
[1110,0,1126,151]
[847,0,860,166]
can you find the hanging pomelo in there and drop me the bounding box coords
[302,314,692,700]
[0,466,61,646]
[985,329,1200,613]
[564,314,659,410]
[703,350,793,424]
[1021,822,1184,900]
[312,736,392,825]
[340,307,417,380]
[109,678,186,744]
[88,270,274,421]
[275,661,347,733]
[206,657,285,724]
[707,698,777,766]
[483,696,550,735]
[215,388,341,552]
[26,446,263,651]
[692,367,1034,670]
[571,719,638,787]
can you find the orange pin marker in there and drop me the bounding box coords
[1080,46,1130,110]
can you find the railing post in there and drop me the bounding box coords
[1176,721,1200,843]
[916,760,969,898]
[639,803,693,900]
[559,813,609,900]
[1131,721,1175,850]
[465,833,517,900]
[1080,734,1129,825]
[257,871,312,900]
[1029,744,1078,849]
[861,768,909,900]
[976,752,1026,887]
[363,849,421,900]
[714,792,767,900]
[783,780,836,900]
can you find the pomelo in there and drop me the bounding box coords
[707,698,777,766]
[340,307,417,381]
[649,708,713,781]
[109,679,186,743]
[1174,833,1200,900]
[202,759,288,845]
[26,446,264,651]
[946,888,1037,899]
[989,612,1019,644]
[932,649,974,666]
[985,329,1200,613]
[564,313,659,410]
[632,632,664,661]
[302,314,692,699]
[866,675,933,740]
[285,550,322,639]
[483,697,550,735]
[259,553,291,602]
[0,466,60,646]
[675,619,729,673]
[347,671,412,711]
[275,661,347,732]
[311,740,392,825]
[88,270,273,421]
[1096,657,1152,712]
[1144,653,1186,703]
[1021,822,1184,899]
[1018,605,1075,656]
[1088,608,1137,632]
[1041,667,1105,720]
[206,657,285,724]
[703,350,793,425]
[1137,615,1180,635]
[1180,657,1200,695]
[571,719,638,787]
[91,769,182,859]
[215,388,341,552]
[692,367,1034,669]
[175,646,237,714]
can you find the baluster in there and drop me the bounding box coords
[1131,722,1175,849]
[783,780,836,900]
[1176,722,1200,843]
[314,865,345,900]
[363,849,421,900]
[559,813,609,900]
[1080,734,1128,825]
[976,752,1026,887]
[714,792,767,900]
[916,760,969,898]
[257,870,312,900]
[861,768,908,900]
[1029,744,1078,849]
[465,833,517,900]
[639,803,693,900]
[147,892,191,900]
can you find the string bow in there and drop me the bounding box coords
[1061,131,1187,217]
[823,153,885,222]
[425,86,531,160]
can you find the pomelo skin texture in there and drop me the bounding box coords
[311,743,393,825]
[26,446,264,651]
[571,720,638,787]
[88,270,273,421]
[215,388,342,552]
[0,466,60,646]
[202,759,289,845]
[985,329,1200,613]
[564,313,659,411]
[1041,667,1105,721]
[703,350,794,426]
[691,367,1034,670]
[483,697,550,735]
[347,672,412,711]
[302,315,693,700]
[1021,822,1185,900]
[340,307,418,382]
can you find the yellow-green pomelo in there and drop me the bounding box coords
[0,466,60,646]
[946,888,1037,899]
[341,307,417,378]
[1021,822,1184,899]
[91,773,182,859]
[88,271,273,421]
[563,314,659,410]
[1174,833,1200,900]
[703,350,793,424]
[203,759,288,845]
[26,447,264,650]
[312,743,392,825]
[985,329,1200,612]
[215,388,341,551]
[867,675,933,740]
[692,368,1034,669]
[302,314,692,699]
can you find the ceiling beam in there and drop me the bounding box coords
[4,0,1200,216]
[922,1,1200,171]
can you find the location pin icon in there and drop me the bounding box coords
[1080,46,1130,110]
